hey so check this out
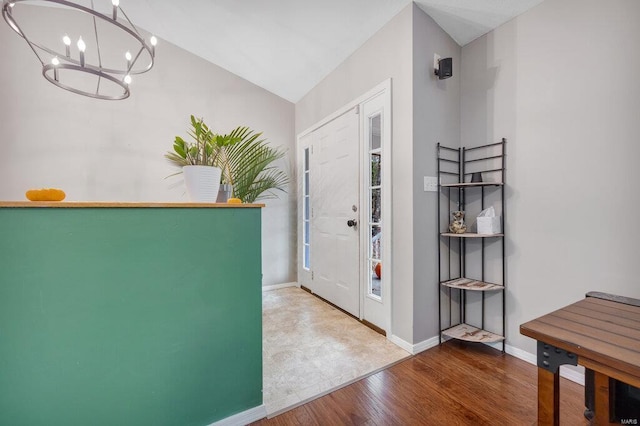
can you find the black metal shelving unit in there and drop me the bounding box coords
[437,138,506,351]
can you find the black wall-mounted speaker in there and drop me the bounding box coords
[435,57,453,80]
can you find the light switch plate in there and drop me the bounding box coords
[424,176,438,192]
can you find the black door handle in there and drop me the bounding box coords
[347,219,357,228]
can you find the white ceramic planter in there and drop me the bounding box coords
[182,165,222,202]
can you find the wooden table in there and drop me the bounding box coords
[520,292,640,425]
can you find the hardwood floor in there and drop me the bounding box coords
[252,340,589,425]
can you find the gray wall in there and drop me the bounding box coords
[460,0,640,353]
[296,4,415,342]
[0,6,296,287]
[412,5,461,343]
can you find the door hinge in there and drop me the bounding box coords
[355,105,360,115]
[311,271,314,280]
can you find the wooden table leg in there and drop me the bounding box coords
[538,367,559,426]
[593,370,614,426]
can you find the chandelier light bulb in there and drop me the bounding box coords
[124,74,132,85]
[63,35,71,57]
[51,57,60,81]
[77,37,86,67]
[125,51,132,61]
[111,0,119,20]
[9,3,15,7]
[149,36,157,55]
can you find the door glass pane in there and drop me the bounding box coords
[371,225,381,260]
[370,114,381,150]
[304,220,310,244]
[304,196,309,221]
[304,172,309,194]
[370,260,381,297]
[304,244,310,269]
[304,147,309,170]
[371,188,381,223]
[371,153,381,186]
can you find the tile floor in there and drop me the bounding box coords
[262,287,410,417]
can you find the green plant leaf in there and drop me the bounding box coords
[216,126,289,202]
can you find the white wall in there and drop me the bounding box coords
[296,4,415,342]
[412,5,461,343]
[0,6,296,286]
[460,0,640,353]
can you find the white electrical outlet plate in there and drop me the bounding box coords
[424,176,438,192]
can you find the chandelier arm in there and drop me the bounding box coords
[119,7,140,37]
[2,5,43,66]
[91,10,103,68]
[2,4,22,36]
[22,37,47,67]
[21,40,152,75]
[127,46,145,74]
[42,63,129,100]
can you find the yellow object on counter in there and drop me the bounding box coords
[227,198,242,204]
[25,188,66,201]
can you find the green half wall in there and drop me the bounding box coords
[0,206,263,426]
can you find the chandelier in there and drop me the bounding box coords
[2,0,157,100]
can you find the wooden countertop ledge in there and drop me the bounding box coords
[0,201,265,208]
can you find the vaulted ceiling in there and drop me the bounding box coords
[123,0,544,102]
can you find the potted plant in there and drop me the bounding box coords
[167,115,289,203]
[166,115,237,202]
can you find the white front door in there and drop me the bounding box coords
[297,80,392,335]
[309,109,360,317]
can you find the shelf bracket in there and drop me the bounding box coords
[537,341,578,373]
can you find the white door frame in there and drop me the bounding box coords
[296,79,393,337]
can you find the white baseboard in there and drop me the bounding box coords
[209,404,266,426]
[504,344,536,364]
[389,334,439,355]
[412,336,440,354]
[388,334,413,353]
[505,344,585,386]
[262,282,298,292]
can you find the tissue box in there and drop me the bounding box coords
[477,216,501,234]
